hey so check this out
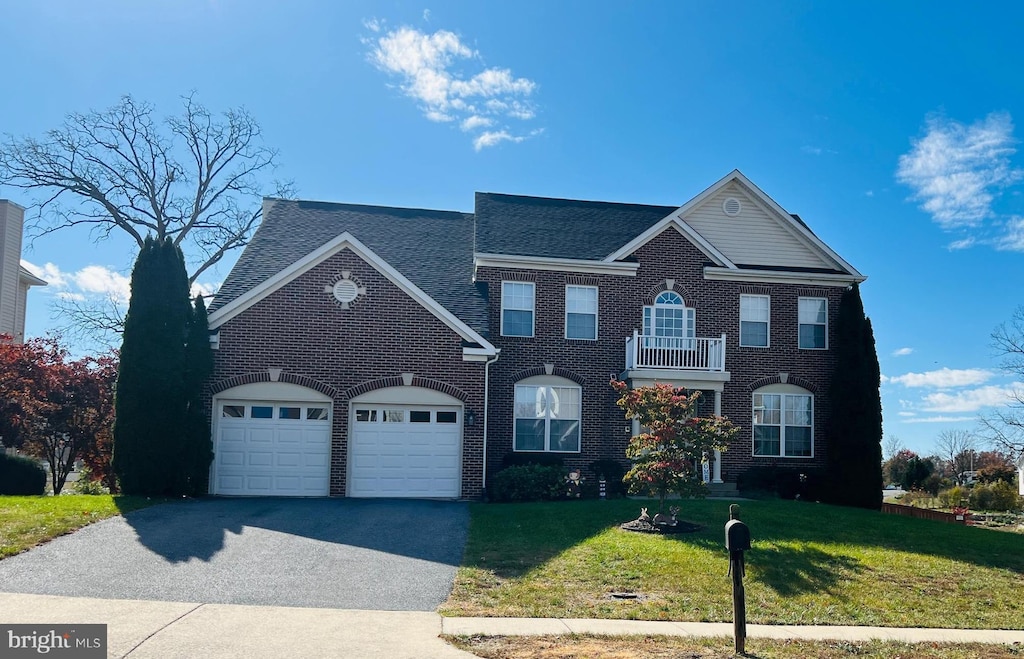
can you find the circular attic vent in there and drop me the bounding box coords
[332,279,360,304]
[722,197,742,216]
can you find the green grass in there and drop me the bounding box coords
[0,495,162,558]
[440,498,1024,629]
[447,635,1023,659]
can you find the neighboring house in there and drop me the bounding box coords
[0,200,46,343]
[206,170,865,499]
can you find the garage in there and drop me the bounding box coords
[213,383,333,496]
[349,387,463,498]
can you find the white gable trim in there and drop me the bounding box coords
[604,213,735,267]
[704,266,865,287]
[475,253,639,276]
[605,170,863,279]
[208,232,497,356]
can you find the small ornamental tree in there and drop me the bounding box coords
[611,379,738,512]
[0,335,117,494]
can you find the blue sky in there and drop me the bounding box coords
[3,1,1022,458]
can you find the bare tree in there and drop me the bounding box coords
[882,433,904,461]
[935,429,977,485]
[0,94,292,342]
[980,305,1024,459]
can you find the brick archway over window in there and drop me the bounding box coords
[210,371,338,397]
[343,376,469,402]
[747,374,819,394]
[644,280,695,307]
[509,366,586,385]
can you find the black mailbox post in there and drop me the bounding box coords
[725,504,750,654]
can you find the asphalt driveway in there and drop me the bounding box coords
[0,498,469,610]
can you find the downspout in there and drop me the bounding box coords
[481,349,501,493]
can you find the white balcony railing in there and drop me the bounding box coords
[625,331,726,371]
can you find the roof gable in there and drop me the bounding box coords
[606,170,863,278]
[210,199,490,338]
[208,230,494,351]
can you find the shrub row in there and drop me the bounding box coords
[736,466,828,501]
[0,453,46,495]
[488,455,628,502]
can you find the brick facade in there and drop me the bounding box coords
[210,248,487,498]
[477,228,842,484]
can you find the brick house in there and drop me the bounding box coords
[205,170,864,498]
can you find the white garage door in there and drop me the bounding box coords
[215,401,332,496]
[349,405,461,498]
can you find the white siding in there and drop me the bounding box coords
[0,202,24,338]
[681,182,833,269]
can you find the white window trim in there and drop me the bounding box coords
[739,294,770,348]
[751,384,814,459]
[513,376,582,454]
[564,284,598,341]
[798,296,828,350]
[500,280,536,338]
[642,291,695,340]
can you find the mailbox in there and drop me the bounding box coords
[725,519,751,552]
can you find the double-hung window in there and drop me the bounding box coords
[565,285,598,340]
[798,297,827,349]
[739,294,770,347]
[753,389,813,457]
[514,383,581,452]
[501,281,535,337]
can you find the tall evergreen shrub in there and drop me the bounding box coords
[112,237,192,495]
[825,283,883,509]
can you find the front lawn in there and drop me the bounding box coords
[448,635,1019,659]
[440,499,1024,629]
[0,495,161,558]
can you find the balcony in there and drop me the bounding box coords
[625,332,727,372]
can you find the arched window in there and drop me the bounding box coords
[642,291,695,348]
[752,384,813,458]
[513,375,581,453]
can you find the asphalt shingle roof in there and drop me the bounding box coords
[210,199,489,338]
[474,192,677,260]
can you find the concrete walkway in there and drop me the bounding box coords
[2,593,1021,659]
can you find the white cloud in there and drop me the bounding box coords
[422,9,431,22]
[903,415,978,424]
[921,384,1023,413]
[74,265,130,302]
[366,23,539,150]
[948,237,976,250]
[884,367,994,389]
[473,130,523,151]
[897,411,916,417]
[997,216,1024,251]
[190,281,220,299]
[21,260,219,305]
[891,347,913,357]
[460,115,492,132]
[897,111,1022,231]
[865,190,875,197]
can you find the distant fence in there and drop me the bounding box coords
[881,503,969,525]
